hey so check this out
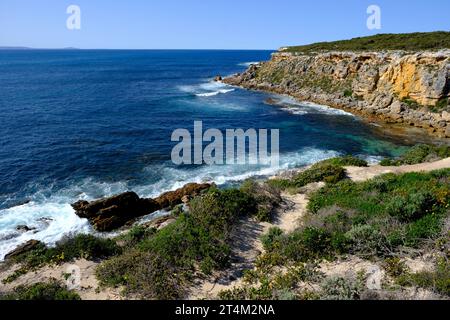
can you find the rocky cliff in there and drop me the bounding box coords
[224,50,450,137]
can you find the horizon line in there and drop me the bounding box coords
[0,46,276,51]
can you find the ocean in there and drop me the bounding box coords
[0,49,412,259]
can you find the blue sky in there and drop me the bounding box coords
[1,0,449,49]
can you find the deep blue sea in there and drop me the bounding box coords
[0,50,413,258]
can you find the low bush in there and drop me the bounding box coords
[383,257,409,278]
[305,169,450,257]
[260,226,348,265]
[240,180,282,222]
[11,234,121,270]
[268,163,346,190]
[117,225,156,246]
[219,264,322,300]
[380,144,450,166]
[261,227,284,251]
[96,187,259,299]
[319,276,363,300]
[96,248,185,299]
[1,280,80,300]
[318,156,368,167]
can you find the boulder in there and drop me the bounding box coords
[442,111,450,122]
[16,225,36,233]
[154,183,211,209]
[445,126,450,138]
[214,75,222,82]
[71,183,211,232]
[5,240,43,260]
[390,100,405,114]
[72,192,160,232]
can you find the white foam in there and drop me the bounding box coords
[238,62,259,67]
[0,202,91,260]
[363,155,384,165]
[271,95,356,117]
[195,89,235,97]
[178,80,235,97]
[0,147,341,260]
[134,147,341,198]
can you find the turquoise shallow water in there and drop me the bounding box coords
[0,49,413,258]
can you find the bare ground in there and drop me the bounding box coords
[0,259,122,300]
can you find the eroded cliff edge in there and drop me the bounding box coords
[224,49,450,137]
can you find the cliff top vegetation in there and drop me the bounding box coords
[285,32,450,53]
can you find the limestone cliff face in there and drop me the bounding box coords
[224,50,450,137]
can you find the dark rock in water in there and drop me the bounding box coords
[154,183,211,209]
[5,240,43,260]
[16,225,36,233]
[214,75,222,81]
[71,183,211,232]
[72,192,160,232]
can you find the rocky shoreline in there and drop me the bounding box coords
[223,50,450,138]
[71,182,211,232]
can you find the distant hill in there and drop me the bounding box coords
[0,46,79,50]
[0,46,33,50]
[285,31,450,53]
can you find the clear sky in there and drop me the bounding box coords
[1,0,449,49]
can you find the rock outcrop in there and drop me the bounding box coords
[72,183,211,231]
[4,240,43,260]
[224,50,450,137]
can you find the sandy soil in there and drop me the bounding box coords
[0,259,122,300]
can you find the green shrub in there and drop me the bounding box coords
[343,90,353,97]
[240,180,282,222]
[319,277,362,300]
[12,234,120,270]
[262,227,343,264]
[318,156,368,168]
[430,98,449,113]
[380,144,450,166]
[404,214,442,246]
[286,32,450,53]
[383,257,409,278]
[261,227,284,251]
[345,224,387,256]
[1,280,80,300]
[117,225,156,246]
[97,188,259,299]
[306,169,450,256]
[219,264,322,300]
[386,190,437,222]
[269,163,346,190]
[97,249,185,299]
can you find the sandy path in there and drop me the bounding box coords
[345,157,450,182]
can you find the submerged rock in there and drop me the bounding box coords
[71,183,211,232]
[16,225,36,233]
